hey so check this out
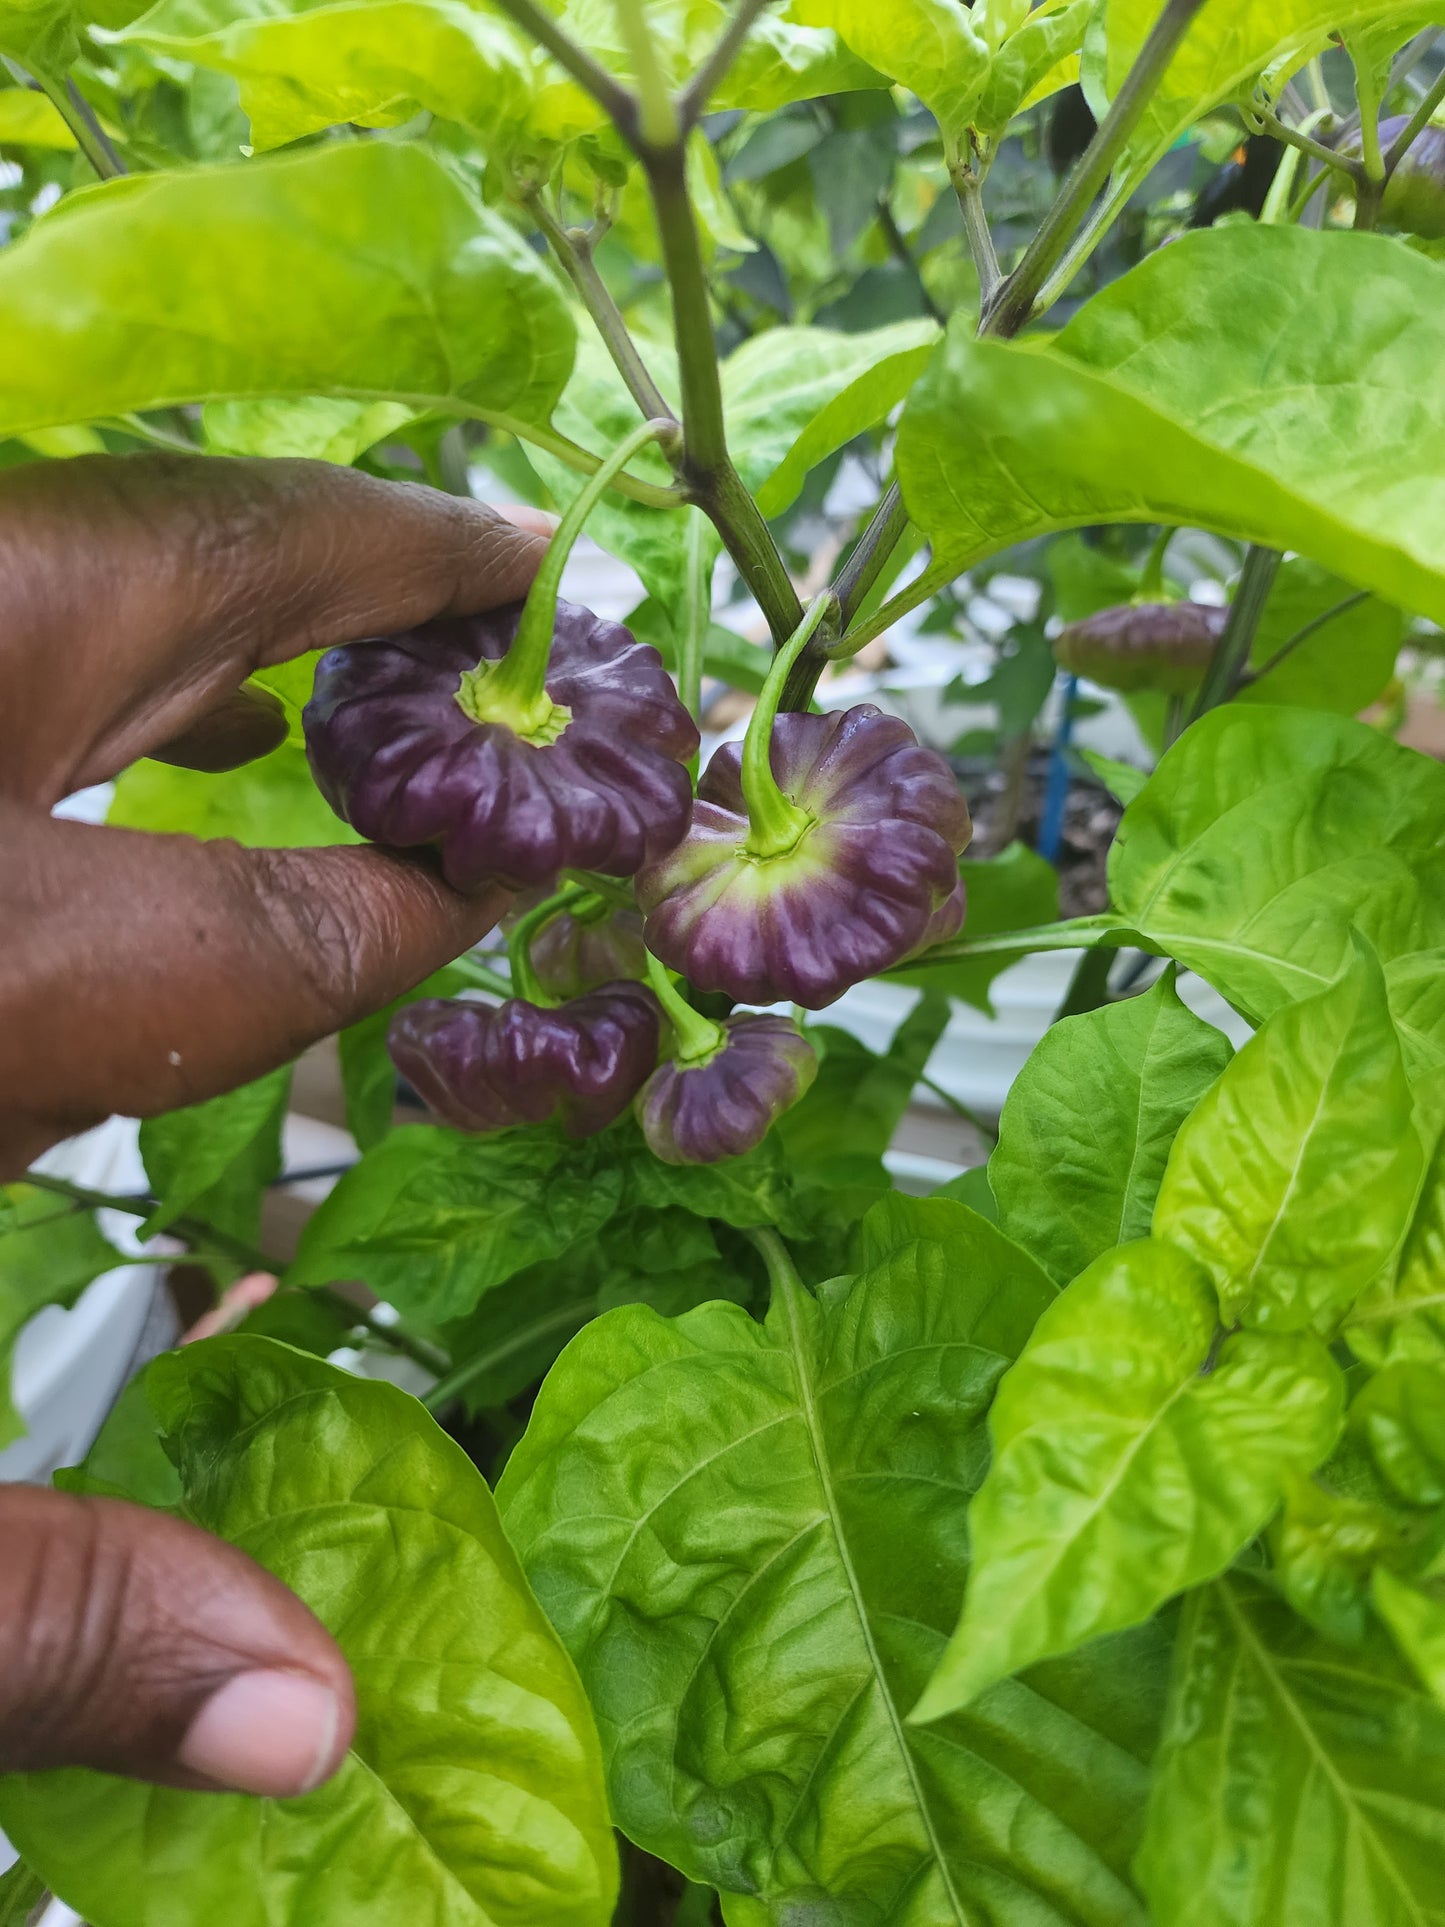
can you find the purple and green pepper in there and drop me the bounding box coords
[304,447,970,1164]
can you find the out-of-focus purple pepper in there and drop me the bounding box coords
[1053,601,1225,694]
[637,1015,817,1164]
[1341,117,1445,237]
[388,981,660,1139]
[531,904,648,1000]
[637,705,970,1009]
[304,598,699,890]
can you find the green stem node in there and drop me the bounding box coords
[644,951,726,1064]
[456,417,676,741]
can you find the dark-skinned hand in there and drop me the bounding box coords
[0,451,551,1803]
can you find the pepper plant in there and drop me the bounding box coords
[4,1,1445,1923]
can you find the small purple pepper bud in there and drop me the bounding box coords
[388,982,660,1140]
[531,903,648,1000]
[637,1015,818,1165]
[1053,601,1224,694]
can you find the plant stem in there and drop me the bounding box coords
[18,64,126,178]
[680,0,779,124]
[946,140,1001,305]
[464,417,675,729]
[1385,61,1445,174]
[420,1298,594,1413]
[506,883,593,1005]
[524,190,677,425]
[429,400,683,507]
[680,509,713,728]
[830,553,958,660]
[837,483,912,626]
[21,1173,446,1373]
[638,139,804,643]
[918,1073,999,1144]
[613,0,681,146]
[1248,589,1370,683]
[1189,544,1281,719]
[891,913,1136,968]
[1252,105,1360,181]
[1349,34,1388,229]
[644,951,727,1063]
[741,591,837,856]
[985,0,1212,336]
[487,0,636,127]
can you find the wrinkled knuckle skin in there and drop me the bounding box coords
[239,846,373,1034]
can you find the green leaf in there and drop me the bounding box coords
[54,1372,184,1509]
[991,969,1233,1289]
[1082,749,1148,807]
[108,0,534,151]
[1154,943,1420,1334]
[1109,705,1445,1021]
[617,1118,805,1236]
[1353,1363,1445,1508]
[898,227,1445,624]
[1348,1088,1445,1366]
[1268,1468,1419,1646]
[1135,1573,1445,1927]
[0,83,74,147]
[203,395,412,463]
[138,1064,290,1246]
[1373,1564,1445,1707]
[0,1337,618,1926]
[107,740,359,847]
[791,0,991,136]
[975,0,1092,134]
[0,0,75,64]
[888,841,1061,1011]
[0,140,574,440]
[916,1239,1344,1718]
[1242,558,1405,715]
[289,1124,624,1322]
[0,1186,122,1450]
[0,1857,45,1927]
[500,1195,1163,1923]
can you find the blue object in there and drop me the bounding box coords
[1037,674,1078,864]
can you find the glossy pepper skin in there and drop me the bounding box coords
[388,981,660,1139]
[1053,600,1225,694]
[531,905,648,1000]
[637,706,970,1009]
[638,1016,817,1164]
[304,599,699,891]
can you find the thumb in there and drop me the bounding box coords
[0,1485,355,1796]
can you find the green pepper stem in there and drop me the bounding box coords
[470,417,678,733]
[612,0,680,148]
[741,592,838,859]
[1136,526,1174,603]
[506,884,593,1006]
[644,951,726,1064]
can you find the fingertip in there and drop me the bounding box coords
[496,502,560,540]
[178,1666,356,1799]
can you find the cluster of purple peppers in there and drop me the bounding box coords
[305,598,970,1164]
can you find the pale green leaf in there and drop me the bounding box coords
[0,1185,121,1450]
[1353,1362,1445,1508]
[1270,1472,1414,1647]
[791,0,991,136]
[1241,558,1405,716]
[991,970,1233,1288]
[107,0,534,150]
[1374,1565,1445,1707]
[1136,1573,1445,1927]
[108,743,362,849]
[0,1337,618,1927]
[203,395,412,463]
[1081,749,1148,807]
[0,140,575,440]
[0,0,75,64]
[138,1064,291,1246]
[1108,705,1445,1021]
[0,83,75,147]
[975,0,1092,134]
[898,227,1445,625]
[500,1194,1165,1925]
[1154,943,1420,1334]
[917,1239,1344,1717]
[288,1124,625,1321]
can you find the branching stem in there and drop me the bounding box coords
[1189,544,1281,719]
[487,0,636,126]
[681,0,779,124]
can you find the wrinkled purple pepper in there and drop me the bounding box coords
[531,905,648,1000]
[304,599,699,890]
[1053,601,1225,694]
[388,982,660,1139]
[1344,117,1445,238]
[637,1015,817,1164]
[637,705,970,1009]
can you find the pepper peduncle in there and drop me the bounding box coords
[459,417,679,742]
[645,951,726,1065]
[1135,525,1174,603]
[741,591,838,860]
[507,883,594,1006]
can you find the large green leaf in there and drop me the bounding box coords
[1135,1573,1445,1927]
[991,970,1232,1289]
[0,1186,122,1450]
[138,1065,290,1246]
[107,0,534,151]
[976,0,1092,133]
[1241,559,1405,716]
[202,395,413,463]
[0,140,574,439]
[1154,944,1420,1335]
[916,1239,1344,1719]
[898,227,1445,623]
[0,1337,617,1926]
[108,743,363,850]
[1353,1362,1445,1509]
[791,0,991,137]
[289,1124,624,1323]
[499,1194,1168,1925]
[1108,706,1445,1021]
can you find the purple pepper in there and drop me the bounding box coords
[531,904,649,1000]
[637,705,970,1009]
[304,599,699,891]
[637,1015,818,1165]
[1053,601,1225,694]
[388,981,660,1139]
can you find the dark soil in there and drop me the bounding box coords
[959,751,1122,918]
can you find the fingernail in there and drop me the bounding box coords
[179,1669,344,1798]
[499,503,561,536]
